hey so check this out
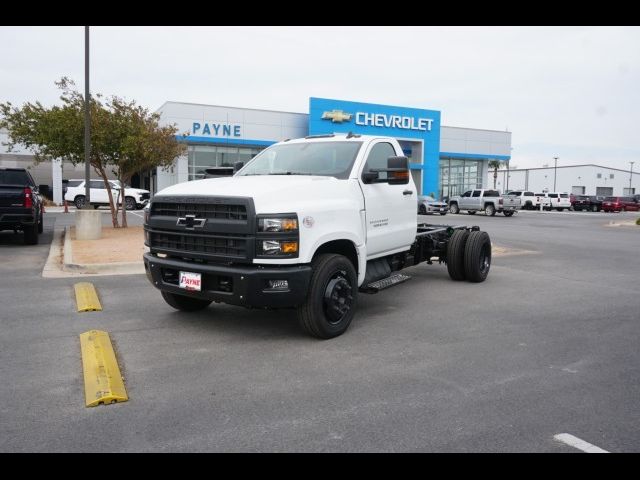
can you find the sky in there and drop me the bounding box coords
[1,26,639,170]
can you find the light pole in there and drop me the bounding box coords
[630,161,635,194]
[84,26,91,209]
[553,156,558,192]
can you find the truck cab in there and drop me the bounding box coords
[144,134,492,338]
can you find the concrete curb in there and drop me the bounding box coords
[62,226,145,275]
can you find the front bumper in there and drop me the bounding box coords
[144,253,312,308]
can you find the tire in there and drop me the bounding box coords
[418,204,427,215]
[485,204,496,216]
[468,210,476,215]
[446,230,469,281]
[125,197,137,210]
[503,210,514,217]
[23,223,38,245]
[93,204,99,210]
[464,231,491,283]
[161,290,212,311]
[439,212,447,216]
[74,195,86,209]
[297,254,357,339]
[37,211,43,234]
[556,208,563,212]
[524,202,532,210]
[449,203,459,214]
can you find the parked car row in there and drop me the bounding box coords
[507,191,571,211]
[64,179,151,210]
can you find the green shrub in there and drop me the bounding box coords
[636,217,640,226]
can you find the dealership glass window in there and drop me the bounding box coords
[440,158,483,198]
[188,144,264,180]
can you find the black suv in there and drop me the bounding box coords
[572,195,603,212]
[0,168,44,244]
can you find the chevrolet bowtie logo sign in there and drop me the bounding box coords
[177,214,206,230]
[321,110,353,123]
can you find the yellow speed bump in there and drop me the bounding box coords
[80,330,128,407]
[74,282,102,312]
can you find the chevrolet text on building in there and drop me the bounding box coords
[322,109,434,131]
[144,134,494,339]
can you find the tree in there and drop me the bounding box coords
[488,160,504,190]
[0,78,186,227]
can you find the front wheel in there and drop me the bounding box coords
[297,254,357,339]
[125,197,137,210]
[74,195,86,209]
[503,210,514,217]
[485,204,496,216]
[449,203,459,214]
[418,204,427,215]
[161,291,212,311]
[464,231,491,283]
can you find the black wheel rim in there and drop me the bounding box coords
[76,197,84,208]
[478,242,491,275]
[126,198,135,209]
[322,270,353,325]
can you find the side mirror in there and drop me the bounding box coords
[387,156,410,185]
[361,171,379,184]
[234,161,244,173]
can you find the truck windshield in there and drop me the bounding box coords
[238,141,363,179]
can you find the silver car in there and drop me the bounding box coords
[418,195,448,215]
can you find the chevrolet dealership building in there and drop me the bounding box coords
[154,97,512,199]
[0,97,512,202]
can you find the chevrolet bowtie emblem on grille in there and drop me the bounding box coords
[321,110,353,123]
[177,214,206,230]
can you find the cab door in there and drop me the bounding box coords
[359,141,416,258]
[89,180,108,203]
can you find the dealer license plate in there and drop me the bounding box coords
[179,271,202,291]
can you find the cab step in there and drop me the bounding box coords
[360,273,412,294]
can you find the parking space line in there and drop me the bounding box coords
[554,433,609,453]
[128,211,144,218]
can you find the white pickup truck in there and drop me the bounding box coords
[448,189,521,216]
[143,134,492,339]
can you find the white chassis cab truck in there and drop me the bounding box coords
[144,134,492,339]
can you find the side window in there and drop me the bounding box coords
[472,190,481,197]
[462,191,471,198]
[363,142,396,181]
[524,192,534,196]
[67,180,82,188]
[89,180,105,189]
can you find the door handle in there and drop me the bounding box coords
[403,190,413,196]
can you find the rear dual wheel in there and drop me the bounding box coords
[447,230,491,282]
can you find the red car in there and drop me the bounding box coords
[601,196,640,212]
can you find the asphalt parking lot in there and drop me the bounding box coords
[1,209,639,452]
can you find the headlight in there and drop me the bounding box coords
[143,204,151,224]
[258,215,298,232]
[259,240,298,255]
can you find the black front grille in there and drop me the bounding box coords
[140,192,150,201]
[149,229,248,260]
[152,202,247,221]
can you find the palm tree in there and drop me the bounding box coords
[488,160,504,190]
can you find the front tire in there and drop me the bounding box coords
[125,197,137,210]
[418,204,427,215]
[161,291,212,311]
[297,254,357,339]
[74,195,86,209]
[464,231,491,283]
[446,230,469,281]
[449,203,459,214]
